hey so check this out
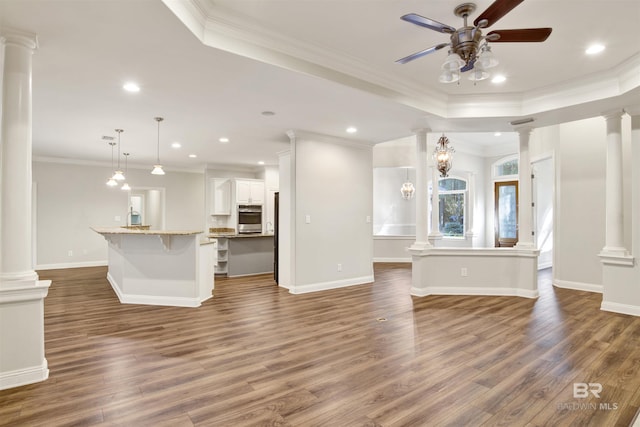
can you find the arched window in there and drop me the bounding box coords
[431,177,467,237]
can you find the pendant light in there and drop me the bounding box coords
[106,142,118,187]
[151,117,165,175]
[434,134,454,178]
[121,153,131,191]
[112,129,125,181]
[400,168,415,200]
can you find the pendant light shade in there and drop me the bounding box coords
[151,117,165,175]
[112,129,125,181]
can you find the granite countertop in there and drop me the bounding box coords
[208,233,274,239]
[92,227,203,236]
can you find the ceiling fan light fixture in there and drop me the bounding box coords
[478,44,498,69]
[468,65,490,81]
[442,51,465,72]
[439,69,461,83]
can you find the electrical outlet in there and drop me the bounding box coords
[305,215,311,224]
[114,215,121,221]
[337,263,342,272]
[461,267,468,277]
[68,250,73,257]
[366,215,371,223]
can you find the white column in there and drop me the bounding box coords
[515,126,534,248]
[410,128,431,251]
[629,106,640,257]
[0,29,51,391]
[429,165,443,241]
[465,172,475,240]
[600,110,629,257]
[0,30,39,284]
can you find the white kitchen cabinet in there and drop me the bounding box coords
[210,178,231,215]
[235,179,264,204]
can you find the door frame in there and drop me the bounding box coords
[494,180,519,247]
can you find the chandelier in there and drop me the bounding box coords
[434,134,454,177]
[400,168,415,200]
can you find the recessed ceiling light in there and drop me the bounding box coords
[585,44,605,55]
[346,126,357,134]
[188,154,197,158]
[491,75,506,84]
[123,82,140,92]
[171,142,181,149]
[261,111,275,116]
[219,137,229,143]
[258,161,265,165]
[494,132,502,137]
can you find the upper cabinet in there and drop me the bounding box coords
[210,178,231,215]
[235,179,264,204]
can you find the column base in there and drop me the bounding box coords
[599,247,634,266]
[0,270,39,285]
[408,241,433,253]
[515,241,536,249]
[0,279,51,390]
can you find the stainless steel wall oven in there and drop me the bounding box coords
[237,205,262,234]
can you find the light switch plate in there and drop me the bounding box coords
[305,215,311,224]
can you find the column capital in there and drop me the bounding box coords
[1,28,38,51]
[513,125,534,135]
[602,109,624,121]
[285,130,296,142]
[412,128,430,136]
[624,105,640,117]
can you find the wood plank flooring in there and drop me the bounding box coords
[1,263,640,426]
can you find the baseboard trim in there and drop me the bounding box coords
[36,260,107,271]
[0,359,49,391]
[290,275,374,294]
[373,257,411,263]
[554,279,603,293]
[410,286,539,299]
[538,261,552,270]
[107,273,202,308]
[601,301,640,317]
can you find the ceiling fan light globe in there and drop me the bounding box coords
[441,52,465,72]
[439,70,460,83]
[478,47,498,69]
[468,66,490,81]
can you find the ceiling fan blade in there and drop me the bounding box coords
[396,43,450,64]
[487,28,552,42]
[474,0,525,27]
[401,13,456,34]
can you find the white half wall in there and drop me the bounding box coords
[289,131,374,293]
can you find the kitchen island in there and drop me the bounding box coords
[92,227,215,307]
[209,233,274,277]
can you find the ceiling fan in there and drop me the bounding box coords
[396,0,552,82]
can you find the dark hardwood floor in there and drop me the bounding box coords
[1,263,639,426]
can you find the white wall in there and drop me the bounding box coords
[33,161,205,268]
[554,118,606,290]
[290,132,374,292]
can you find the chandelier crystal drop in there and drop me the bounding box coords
[151,117,165,175]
